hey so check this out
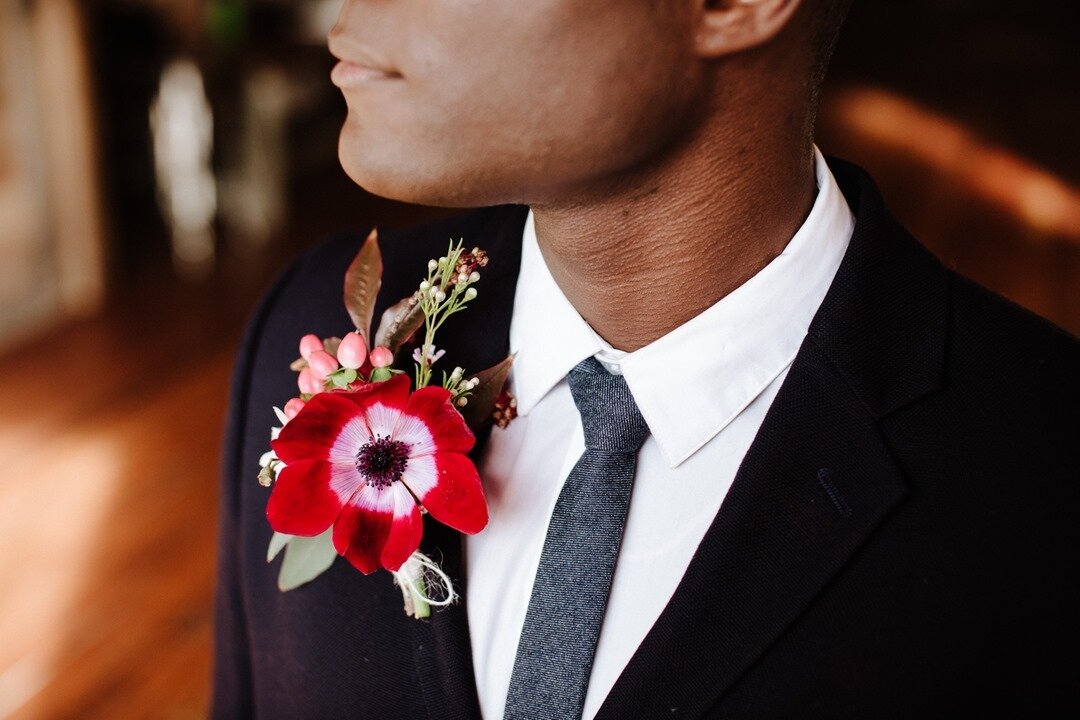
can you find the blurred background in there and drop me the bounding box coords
[0,0,1076,717]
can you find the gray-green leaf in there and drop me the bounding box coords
[269,527,338,591]
[267,530,292,561]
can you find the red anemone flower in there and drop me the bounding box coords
[267,374,487,573]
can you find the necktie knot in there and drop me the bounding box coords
[567,356,650,453]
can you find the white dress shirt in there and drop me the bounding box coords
[465,146,855,720]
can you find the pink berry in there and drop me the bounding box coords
[299,334,323,360]
[337,331,368,369]
[298,367,323,395]
[308,350,339,379]
[369,345,394,368]
[283,397,306,419]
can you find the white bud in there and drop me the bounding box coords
[438,256,448,265]
[469,271,480,283]
[428,286,440,297]
[435,290,447,302]
[457,272,468,284]
[464,287,477,301]
[469,377,480,389]
[419,280,430,292]
[450,367,463,381]
[427,259,438,271]
[455,396,469,407]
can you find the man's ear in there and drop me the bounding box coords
[693,0,805,57]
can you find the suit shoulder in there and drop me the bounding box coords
[917,269,1079,464]
[946,269,1078,384]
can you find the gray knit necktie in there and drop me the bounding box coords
[502,356,651,720]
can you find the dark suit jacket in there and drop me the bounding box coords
[211,158,1079,719]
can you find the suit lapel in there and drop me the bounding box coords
[594,158,949,719]
[403,204,529,720]
[401,159,949,720]
[592,345,908,719]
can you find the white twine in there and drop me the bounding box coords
[391,551,458,618]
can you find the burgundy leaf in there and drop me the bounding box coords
[375,294,425,355]
[459,355,514,430]
[343,228,383,342]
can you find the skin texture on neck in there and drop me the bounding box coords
[531,91,816,352]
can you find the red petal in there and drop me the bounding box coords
[419,453,488,535]
[332,483,421,574]
[359,374,411,438]
[332,488,391,574]
[265,459,343,536]
[380,497,424,572]
[272,375,411,464]
[397,385,475,455]
[345,372,411,407]
[272,392,365,464]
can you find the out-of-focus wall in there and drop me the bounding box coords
[0,0,53,346]
[0,0,105,353]
[819,0,1079,333]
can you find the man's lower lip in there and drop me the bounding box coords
[330,60,401,87]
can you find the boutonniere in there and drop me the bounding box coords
[257,230,514,618]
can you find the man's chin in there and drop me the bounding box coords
[337,153,505,209]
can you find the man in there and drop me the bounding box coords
[212,0,1078,718]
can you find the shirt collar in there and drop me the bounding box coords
[507,146,855,468]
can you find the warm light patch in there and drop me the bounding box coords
[0,433,123,716]
[825,87,1080,241]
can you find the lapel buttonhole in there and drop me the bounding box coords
[817,468,853,517]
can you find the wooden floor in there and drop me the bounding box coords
[0,269,265,720]
[0,93,1077,720]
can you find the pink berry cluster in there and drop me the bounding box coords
[284,331,396,421]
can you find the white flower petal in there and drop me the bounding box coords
[329,416,371,465]
[349,481,397,513]
[329,463,363,503]
[400,453,438,500]
[365,400,402,439]
[392,412,436,456]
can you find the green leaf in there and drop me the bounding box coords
[266,531,292,561]
[412,574,431,618]
[374,294,425,354]
[402,573,431,619]
[343,228,383,342]
[272,527,338,591]
[459,354,514,430]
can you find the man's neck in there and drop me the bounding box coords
[529,127,817,352]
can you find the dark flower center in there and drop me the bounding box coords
[355,435,411,488]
